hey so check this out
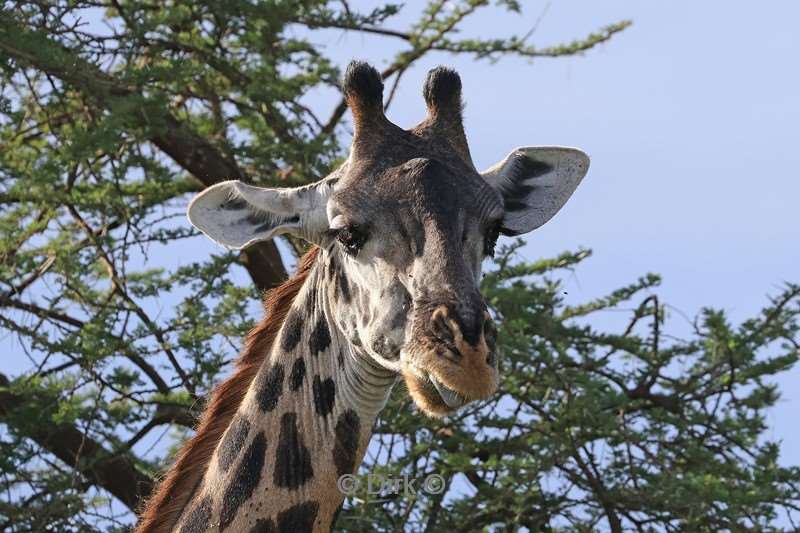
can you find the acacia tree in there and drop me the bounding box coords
[0,1,797,531]
[343,243,800,531]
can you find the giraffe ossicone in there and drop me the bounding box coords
[137,60,589,533]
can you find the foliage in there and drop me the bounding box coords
[1,1,797,532]
[343,242,800,531]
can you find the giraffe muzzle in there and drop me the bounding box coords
[402,305,499,416]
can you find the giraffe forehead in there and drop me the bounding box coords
[331,156,503,228]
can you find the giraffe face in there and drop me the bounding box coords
[187,61,589,417]
[324,156,505,416]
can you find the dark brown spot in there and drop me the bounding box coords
[308,317,331,356]
[333,409,360,476]
[257,363,284,412]
[276,501,319,533]
[248,517,276,533]
[218,415,251,472]
[273,413,314,489]
[280,309,303,352]
[178,496,211,533]
[289,357,306,391]
[304,287,317,316]
[220,432,267,531]
[312,376,336,417]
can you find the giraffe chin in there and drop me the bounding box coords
[401,357,499,417]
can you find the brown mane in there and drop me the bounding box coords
[135,247,320,533]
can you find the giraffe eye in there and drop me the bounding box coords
[337,225,367,256]
[484,222,501,258]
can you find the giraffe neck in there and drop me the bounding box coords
[175,254,396,533]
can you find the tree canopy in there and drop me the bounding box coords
[1,1,798,531]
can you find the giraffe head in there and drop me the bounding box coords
[188,61,588,417]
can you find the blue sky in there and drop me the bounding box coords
[2,1,798,522]
[296,0,800,463]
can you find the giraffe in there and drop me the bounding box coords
[136,61,589,533]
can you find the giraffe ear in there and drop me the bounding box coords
[187,180,334,250]
[482,146,589,235]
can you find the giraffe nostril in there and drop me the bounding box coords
[431,307,455,345]
[486,352,496,366]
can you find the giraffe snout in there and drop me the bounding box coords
[429,305,497,369]
[403,304,499,416]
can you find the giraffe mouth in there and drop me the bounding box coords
[428,375,467,409]
[401,333,498,416]
[401,364,473,416]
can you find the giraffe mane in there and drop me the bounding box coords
[135,247,320,533]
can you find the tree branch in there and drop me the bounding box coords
[0,13,287,291]
[0,373,154,511]
[0,296,172,394]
